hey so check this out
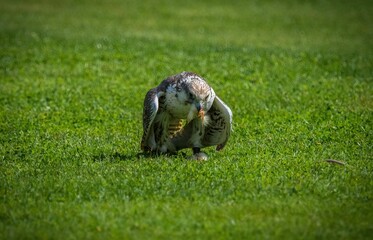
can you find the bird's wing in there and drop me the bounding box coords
[202,96,232,151]
[141,88,164,151]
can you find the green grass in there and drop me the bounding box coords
[1,0,372,239]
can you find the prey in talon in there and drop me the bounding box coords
[141,71,232,160]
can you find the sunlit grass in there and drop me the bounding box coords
[1,0,372,239]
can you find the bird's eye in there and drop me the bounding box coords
[189,93,194,99]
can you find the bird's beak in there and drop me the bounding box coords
[196,103,204,120]
[195,102,201,112]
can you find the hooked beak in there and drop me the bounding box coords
[195,102,201,112]
[196,102,204,120]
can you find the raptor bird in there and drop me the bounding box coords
[141,72,232,160]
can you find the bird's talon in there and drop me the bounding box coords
[190,152,208,161]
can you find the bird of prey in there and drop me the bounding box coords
[141,71,232,160]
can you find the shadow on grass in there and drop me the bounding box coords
[92,152,135,162]
[92,151,187,162]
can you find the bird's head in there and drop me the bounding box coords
[180,79,215,123]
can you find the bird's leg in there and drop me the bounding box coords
[193,147,200,154]
[191,147,208,160]
[187,118,208,160]
[189,118,204,148]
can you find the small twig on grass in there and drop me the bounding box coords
[325,159,346,165]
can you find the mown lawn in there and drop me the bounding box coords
[1,0,372,239]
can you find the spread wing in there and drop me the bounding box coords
[203,96,232,151]
[141,88,163,151]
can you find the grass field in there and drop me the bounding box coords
[1,0,372,239]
